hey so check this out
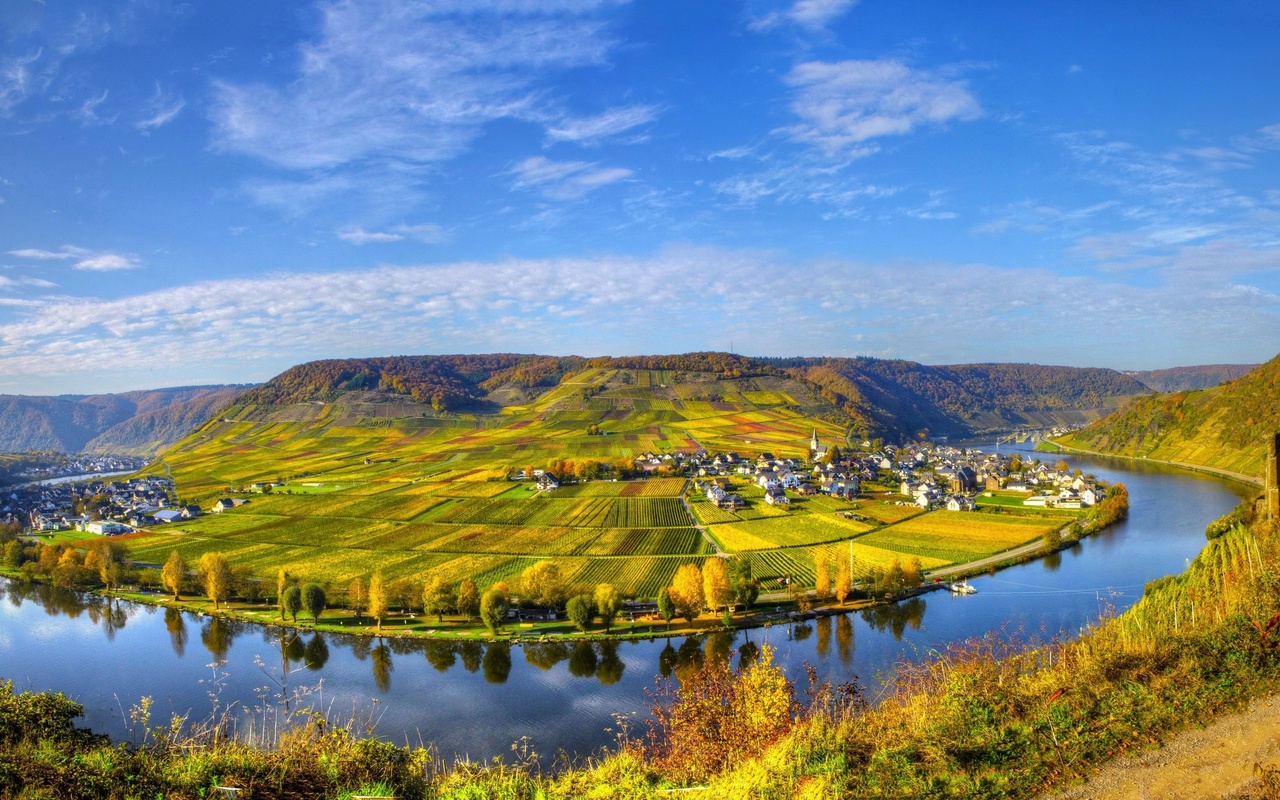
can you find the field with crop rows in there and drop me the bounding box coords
[709,513,875,550]
[856,510,1061,564]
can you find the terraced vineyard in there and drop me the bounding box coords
[125,362,1084,597]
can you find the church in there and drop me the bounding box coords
[810,429,828,461]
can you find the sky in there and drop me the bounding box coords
[2,0,1279,394]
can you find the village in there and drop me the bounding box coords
[534,429,1108,516]
[4,475,181,536]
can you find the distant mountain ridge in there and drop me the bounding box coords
[1124,364,1258,393]
[224,352,1149,441]
[0,386,248,456]
[1058,355,1280,478]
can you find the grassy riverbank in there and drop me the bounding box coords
[6,495,1275,799]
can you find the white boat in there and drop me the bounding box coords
[948,580,977,595]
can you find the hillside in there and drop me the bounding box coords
[1125,364,1258,393]
[220,353,1146,442]
[0,386,247,456]
[1057,354,1280,478]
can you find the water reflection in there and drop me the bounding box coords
[815,616,831,658]
[596,642,624,686]
[483,642,511,684]
[568,641,597,677]
[425,639,457,672]
[304,633,330,671]
[165,607,187,657]
[201,617,238,661]
[835,614,854,666]
[371,642,394,692]
[860,597,926,641]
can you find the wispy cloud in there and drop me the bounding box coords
[750,0,858,32]
[0,245,1275,392]
[0,49,54,115]
[779,59,982,156]
[510,156,632,199]
[210,0,626,182]
[135,82,185,133]
[545,104,658,145]
[713,160,899,214]
[338,223,446,245]
[8,245,141,271]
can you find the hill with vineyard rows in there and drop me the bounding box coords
[1056,354,1280,478]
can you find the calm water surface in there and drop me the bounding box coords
[0,444,1255,761]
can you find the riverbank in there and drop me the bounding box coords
[2,498,1274,800]
[1039,438,1263,488]
[3,484,1131,644]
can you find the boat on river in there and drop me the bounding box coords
[949,580,977,595]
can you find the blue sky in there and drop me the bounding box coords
[2,0,1279,393]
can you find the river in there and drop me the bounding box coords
[0,443,1255,762]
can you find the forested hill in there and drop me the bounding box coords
[227,352,1147,441]
[0,386,247,456]
[1124,364,1258,393]
[1057,355,1280,478]
[770,358,1149,439]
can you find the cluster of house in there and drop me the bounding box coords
[7,476,180,535]
[5,455,147,484]
[892,443,1106,510]
[513,430,1107,516]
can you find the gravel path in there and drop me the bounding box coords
[1041,692,1280,799]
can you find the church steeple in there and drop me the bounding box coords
[811,428,820,452]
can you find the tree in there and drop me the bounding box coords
[881,558,905,596]
[702,558,732,616]
[368,572,388,631]
[90,540,124,590]
[480,588,508,634]
[422,576,455,623]
[657,587,677,630]
[162,550,186,601]
[669,563,704,624]
[1043,526,1063,550]
[199,552,233,609]
[735,577,760,608]
[518,561,567,609]
[283,584,303,623]
[456,579,480,620]
[277,569,290,620]
[594,583,621,631]
[302,583,326,622]
[566,594,594,632]
[347,575,367,617]
[902,557,923,589]
[813,553,831,601]
[834,561,852,605]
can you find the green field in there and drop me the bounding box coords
[127,367,1075,596]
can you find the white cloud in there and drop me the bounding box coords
[135,82,185,133]
[0,276,56,290]
[780,59,982,156]
[751,0,858,32]
[713,161,899,211]
[209,0,622,173]
[545,104,658,144]
[8,245,140,271]
[0,49,53,115]
[338,228,402,245]
[337,224,445,245]
[510,156,632,199]
[75,89,113,126]
[2,244,1273,393]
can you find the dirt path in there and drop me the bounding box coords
[1041,691,1280,799]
